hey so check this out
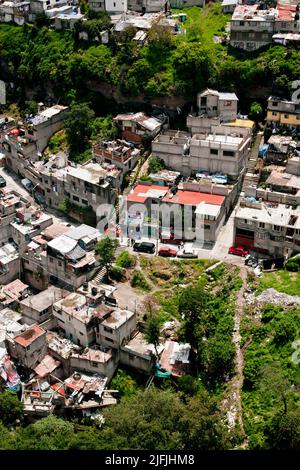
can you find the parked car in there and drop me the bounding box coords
[160,233,183,245]
[177,248,198,259]
[21,178,33,191]
[133,241,156,254]
[0,176,6,187]
[158,247,177,257]
[228,246,249,257]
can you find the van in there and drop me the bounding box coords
[133,241,155,254]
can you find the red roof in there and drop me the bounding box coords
[126,184,167,203]
[277,3,296,20]
[15,325,45,348]
[127,184,225,207]
[162,190,225,206]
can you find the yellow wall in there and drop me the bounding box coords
[267,110,300,126]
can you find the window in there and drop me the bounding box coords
[79,332,84,336]
[204,224,210,230]
[240,21,244,26]
[210,148,218,155]
[272,101,278,107]
[104,326,112,333]
[223,150,234,157]
[81,199,88,205]
[259,222,265,228]
[113,1,116,5]
[244,219,248,224]
[49,257,54,263]
[284,114,289,119]
[73,195,79,202]
[92,362,98,367]
[272,111,277,116]
[105,337,114,343]
[58,261,62,267]
[273,225,282,231]
[26,346,30,351]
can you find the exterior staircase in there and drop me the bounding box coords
[92,266,106,285]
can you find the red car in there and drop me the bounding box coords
[228,246,249,257]
[158,247,177,257]
[160,237,183,245]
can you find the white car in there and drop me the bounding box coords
[21,178,33,191]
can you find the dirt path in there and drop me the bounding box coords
[221,267,248,446]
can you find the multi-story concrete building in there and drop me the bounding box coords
[152,125,251,180]
[52,292,136,349]
[196,89,238,122]
[6,324,47,369]
[21,223,100,290]
[127,0,167,13]
[19,286,64,325]
[30,0,70,15]
[0,243,20,285]
[23,104,68,154]
[0,0,30,25]
[230,3,300,51]
[233,198,300,257]
[125,182,227,245]
[0,189,28,245]
[10,206,53,251]
[267,95,300,130]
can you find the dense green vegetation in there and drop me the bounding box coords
[241,299,300,449]
[1,4,299,113]
[0,388,236,450]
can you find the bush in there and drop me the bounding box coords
[130,270,150,291]
[285,255,300,272]
[148,156,166,173]
[116,251,135,269]
[109,266,126,282]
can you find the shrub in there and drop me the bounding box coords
[285,255,300,272]
[116,251,135,269]
[109,266,126,282]
[130,270,150,291]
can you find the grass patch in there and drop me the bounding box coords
[258,270,300,296]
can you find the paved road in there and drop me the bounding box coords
[0,166,77,227]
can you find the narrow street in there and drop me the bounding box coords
[0,166,78,226]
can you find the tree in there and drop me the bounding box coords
[249,102,263,121]
[0,391,23,427]
[178,285,206,349]
[264,408,300,449]
[90,115,117,141]
[100,388,184,450]
[178,391,232,450]
[144,312,162,359]
[15,416,74,450]
[96,236,119,279]
[64,102,95,155]
[148,156,166,173]
[259,362,295,415]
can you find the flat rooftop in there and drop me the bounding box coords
[20,286,64,312]
[15,324,45,348]
[236,201,300,228]
[0,243,19,265]
[192,133,243,146]
[71,347,113,364]
[122,331,164,356]
[68,162,121,185]
[101,307,135,330]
